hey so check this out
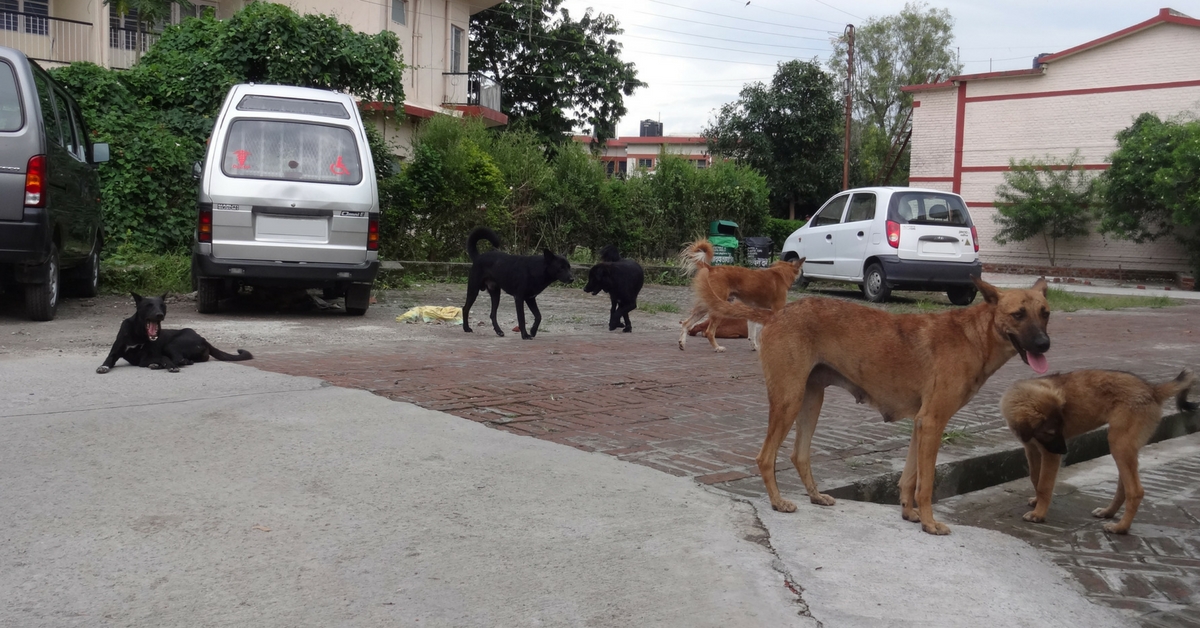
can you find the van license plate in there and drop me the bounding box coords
[255,215,329,243]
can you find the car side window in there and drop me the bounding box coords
[53,87,79,159]
[32,71,62,147]
[810,194,849,227]
[67,99,87,161]
[845,193,876,223]
[0,61,23,132]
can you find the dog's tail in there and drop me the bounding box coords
[466,227,502,261]
[1155,368,1197,412]
[599,244,621,263]
[677,240,714,277]
[207,342,254,361]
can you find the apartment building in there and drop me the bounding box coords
[575,134,711,177]
[0,0,505,153]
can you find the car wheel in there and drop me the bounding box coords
[26,244,60,321]
[947,286,978,306]
[196,277,221,314]
[862,263,891,303]
[65,241,100,298]
[345,283,370,316]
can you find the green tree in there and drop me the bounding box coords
[992,152,1095,267]
[704,60,842,220]
[470,0,645,144]
[1096,113,1200,278]
[829,2,961,185]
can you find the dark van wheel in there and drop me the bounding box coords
[861,263,891,303]
[947,286,978,306]
[26,244,60,321]
[65,243,100,298]
[345,283,370,316]
[196,277,221,313]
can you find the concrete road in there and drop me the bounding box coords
[0,354,1128,627]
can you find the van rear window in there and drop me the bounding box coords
[236,95,350,119]
[890,192,972,227]
[0,62,23,132]
[221,119,363,185]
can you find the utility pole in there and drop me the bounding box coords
[843,24,854,191]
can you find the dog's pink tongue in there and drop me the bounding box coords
[147,322,159,338]
[1027,352,1048,374]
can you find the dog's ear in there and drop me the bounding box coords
[132,292,143,303]
[1031,277,1048,296]
[160,292,168,302]
[972,276,1001,305]
[1034,407,1067,454]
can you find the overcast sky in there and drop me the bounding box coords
[555,0,1190,137]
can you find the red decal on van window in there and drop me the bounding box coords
[329,156,350,176]
[231,149,251,169]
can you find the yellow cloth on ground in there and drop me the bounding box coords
[396,306,463,325]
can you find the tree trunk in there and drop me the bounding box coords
[789,198,795,221]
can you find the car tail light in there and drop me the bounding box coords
[198,203,213,243]
[970,226,979,252]
[25,155,45,207]
[367,215,379,251]
[886,220,900,248]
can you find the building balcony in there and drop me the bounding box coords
[442,71,506,126]
[1,12,91,66]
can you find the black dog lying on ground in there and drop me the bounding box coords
[96,293,253,373]
[583,245,644,333]
[462,227,574,339]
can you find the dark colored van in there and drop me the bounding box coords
[0,45,109,321]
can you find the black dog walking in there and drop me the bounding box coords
[96,293,253,373]
[583,245,644,332]
[462,227,574,339]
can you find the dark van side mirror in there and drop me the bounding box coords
[92,143,109,164]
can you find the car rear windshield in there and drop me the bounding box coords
[889,192,972,227]
[221,119,363,185]
[0,62,23,132]
[236,95,350,119]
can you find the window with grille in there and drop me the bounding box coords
[391,0,406,25]
[450,26,463,73]
[0,0,48,35]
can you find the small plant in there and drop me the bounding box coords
[640,302,681,314]
[99,242,192,295]
[1046,288,1176,312]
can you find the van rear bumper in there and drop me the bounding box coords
[0,208,50,266]
[193,253,379,287]
[880,256,982,288]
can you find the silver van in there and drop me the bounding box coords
[191,84,379,314]
[0,45,109,321]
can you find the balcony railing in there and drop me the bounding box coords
[108,27,159,70]
[0,12,91,66]
[442,71,501,112]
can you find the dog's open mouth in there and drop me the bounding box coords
[146,321,160,342]
[1009,334,1048,374]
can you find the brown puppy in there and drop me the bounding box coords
[676,239,802,352]
[1001,369,1196,534]
[707,277,1051,535]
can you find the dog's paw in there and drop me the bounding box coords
[179,359,193,366]
[623,327,632,333]
[901,508,921,523]
[713,346,726,353]
[810,493,836,507]
[463,326,474,333]
[1091,507,1117,519]
[771,498,798,513]
[494,330,505,337]
[1022,511,1045,523]
[521,335,533,340]
[922,520,952,535]
[148,363,162,370]
[1102,522,1130,534]
[96,365,110,374]
[168,367,180,373]
[678,341,686,351]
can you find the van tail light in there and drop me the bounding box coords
[198,203,213,243]
[25,155,45,207]
[970,226,979,252]
[367,215,379,251]
[886,220,901,248]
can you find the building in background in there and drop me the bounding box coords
[903,8,1199,279]
[576,125,711,177]
[639,118,662,137]
[0,0,505,155]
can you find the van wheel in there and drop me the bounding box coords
[345,283,370,316]
[947,286,977,306]
[65,242,100,298]
[196,277,221,313]
[862,263,891,303]
[26,244,60,321]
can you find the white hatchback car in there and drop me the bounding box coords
[780,187,982,304]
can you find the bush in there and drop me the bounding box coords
[98,243,192,295]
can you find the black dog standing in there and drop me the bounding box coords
[462,227,574,339]
[96,293,253,373]
[583,245,644,333]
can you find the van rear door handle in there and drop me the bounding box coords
[825,234,832,240]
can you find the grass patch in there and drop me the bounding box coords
[99,245,191,295]
[1045,288,1178,312]
[640,302,681,314]
[895,420,971,445]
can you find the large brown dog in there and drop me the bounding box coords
[708,277,1052,535]
[1001,369,1196,534]
[676,240,802,352]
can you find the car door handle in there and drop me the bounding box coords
[825,234,832,240]
[857,231,864,237]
